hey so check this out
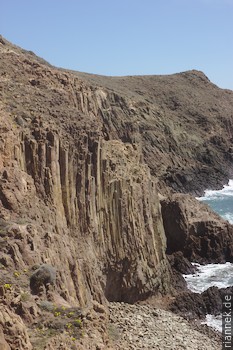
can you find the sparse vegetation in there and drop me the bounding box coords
[20,291,31,302]
[54,311,61,317]
[13,271,20,277]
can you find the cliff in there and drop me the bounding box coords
[0,35,233,348]
[0,36,171,348]
[161,193,233,263]
[2,36,233,197]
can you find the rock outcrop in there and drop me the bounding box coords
[1,35,233,197]
[0,326,10,350]
[170,285,233,320]
[0,36,174,348]
[0,305,32,350]
[161,193,233,263]
[0,35,233,348]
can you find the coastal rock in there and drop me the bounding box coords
[169,291,207,319]
[1,35,233,347]
[166,252,196,291]
[167,251,196,274]
[161,193,233,263]
[170,286,233,320]
[203,286,233,316]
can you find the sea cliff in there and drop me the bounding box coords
[0,35,233,349]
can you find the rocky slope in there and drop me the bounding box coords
[2,36,233,196]
[108,302,221,350]
[73,69,233,195]
[0,35,233,348]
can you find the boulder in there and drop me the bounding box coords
[170,286,233,320]
[30,264,56,295]
[161,193,233,263]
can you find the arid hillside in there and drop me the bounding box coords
[0,35,233,349]
[72,67,233,195]
[1,36,233,195]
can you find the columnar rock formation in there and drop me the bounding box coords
[0,36,174,348]
[0,112,171,306]
[1,35,233,348]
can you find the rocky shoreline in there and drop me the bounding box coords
[108,302,221,350]
[1,35,233,349]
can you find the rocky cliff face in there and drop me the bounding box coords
[0,37,172,348]
[0,35,233,348]
[161,193,233,263]
[0,110,171,303]
[74,70,233,195]
[2,36,233,197]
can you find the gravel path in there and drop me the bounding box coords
[108,302,221,350]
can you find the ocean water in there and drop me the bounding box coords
[183,262,233,332]
[183,262,233,293]
[184,180,233,332]
[198,179,233,224]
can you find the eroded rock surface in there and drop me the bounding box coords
[161,193,233,263]
[170,285,233,320]
[0,35,233,348]
[0,36,172,348]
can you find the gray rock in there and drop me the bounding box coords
[30,263,56,294]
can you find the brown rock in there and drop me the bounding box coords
[1,35,233,348]
[161,193,233,263]
[0,306,32,350]
[167,252,197,292]
[0,326,10,350]
[170,286,233,320]
[169,291,207,319]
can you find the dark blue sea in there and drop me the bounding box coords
[183,180,233,332]
[198,179,233,224]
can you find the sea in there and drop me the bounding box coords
[183,180,233,333]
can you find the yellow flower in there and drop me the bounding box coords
[75,319,82,327]
[13,271,20,277]
[66,323,72,329]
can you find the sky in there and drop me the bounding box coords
[1,0,233,90]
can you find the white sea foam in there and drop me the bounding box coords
[201,314,222,333]
[196,179,233,225]
[197,179,233,201]
[183,262,233,293]
[222,212,233,224]
[184,262,233,333]
[191,180,233,332]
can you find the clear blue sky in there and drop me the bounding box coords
[1,0,233,90]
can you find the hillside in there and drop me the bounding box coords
[2,36,233,195]
[0,35,233,349]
